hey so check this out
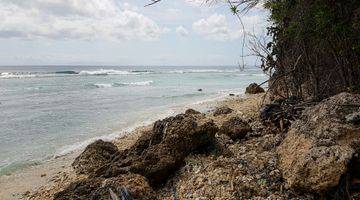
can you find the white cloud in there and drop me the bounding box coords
[176,26,189,37]
[192,14,242,41]
[192,13,266,41]
[0,0,168,41]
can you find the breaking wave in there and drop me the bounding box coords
[89,81,154,88]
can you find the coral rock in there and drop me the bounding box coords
[72,140,120,175]
[245,83,265,94]
[277,93,360,192]
[220,117,252,141]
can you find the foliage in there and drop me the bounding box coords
[259,0,360,100]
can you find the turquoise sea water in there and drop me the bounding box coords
[0,66,267,175]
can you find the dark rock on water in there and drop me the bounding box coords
[72,140,120,175]
[245,83,265,94]
[93,113,218,186]
[185,108,201,115]
[277,93,360,193]
[54,174,155,200]
[220,117,252,141]
[198,89,203,92]
[213,106,233,116]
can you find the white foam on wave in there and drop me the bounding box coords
[91,81,154,88]
[0,72,36,79]
[79,69,137,75]
[119,80,154,86]
[93,83,113,88]
[169,69,239,74]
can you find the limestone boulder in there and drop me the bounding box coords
[277,93,360,192]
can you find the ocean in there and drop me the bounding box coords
[0,65,266,176]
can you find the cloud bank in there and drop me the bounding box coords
[0,0,168,41]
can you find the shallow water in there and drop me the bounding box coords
[0,65,266,175]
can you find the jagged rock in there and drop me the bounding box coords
[54,174,155,200]
[220,117,252,141]
[213,106,233,116]
[185,108,201,115]
[94,114,219,186]
[72,140,120,175]
[245,83,265,94]
[277,93,360,192]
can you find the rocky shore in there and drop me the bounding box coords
[2,91,360,200]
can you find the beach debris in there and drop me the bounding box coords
[72,140,120,175]
[185,108,201,115]
[220,117,252,141]
[54,174,154,200]
[94,113,218,186]
[229,93,235,96]
[198,89,203,92]
[41,173,47,177]
[213,106,233,116]
[277,93,360,194]
[245,83,265,94]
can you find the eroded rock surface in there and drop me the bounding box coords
[278,93,360,192]
[213,106,233,116]
[220,117,252,141]
[72,140,120,175]
[245,83,265,94]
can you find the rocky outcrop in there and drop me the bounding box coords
[72,140,120,175]
[93,113,219,186]
[220,117,252,141]
[213,106,233,116]
[277,93,360,192]
[54,174,154,200]
[245,83,265,94]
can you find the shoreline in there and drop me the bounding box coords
[0,91,234,176]
[0,92,254,200]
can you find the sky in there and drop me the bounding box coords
[0,0,269,66]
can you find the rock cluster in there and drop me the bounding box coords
[58,112,219,199]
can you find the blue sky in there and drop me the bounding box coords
[0,0,269,66]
